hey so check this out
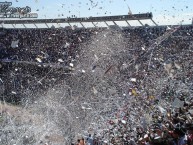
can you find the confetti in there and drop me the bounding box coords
[0,17,193,145]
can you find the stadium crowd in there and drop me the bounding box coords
[0,25,193,145]
[0,27,104,103]
[74,95,193,145]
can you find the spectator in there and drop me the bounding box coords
[87,134,94,145]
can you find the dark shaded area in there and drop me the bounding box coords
[0,25,193,105]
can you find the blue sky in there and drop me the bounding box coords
[6,0,193,25]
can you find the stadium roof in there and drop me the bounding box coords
[0,12,158,28]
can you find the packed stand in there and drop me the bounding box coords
[72,25,193,145]
[0,27,104,103]
[0,25,192,145]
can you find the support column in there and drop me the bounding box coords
[138,20,143,26]
[113,21,117,25]
[12,24,16,28]
[45,23,49,28]
[23,24,27,28]
[151,19,158,26]
[125,20,131,26]
[92,22,97,27]
[0,23,3,28]
[80,22,85,28]
[104,21,109,27]
[34,23,38,28]
[68,22,72,27]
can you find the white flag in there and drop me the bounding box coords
[11,40,19,48]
